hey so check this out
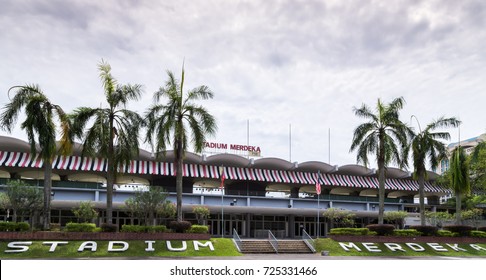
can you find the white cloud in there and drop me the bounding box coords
[1,0,485,170]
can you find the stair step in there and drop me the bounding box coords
[238,240,313,254]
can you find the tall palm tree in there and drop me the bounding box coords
[449,146,470,224]
[71,60,143,225]
[145,66,217,222]
[1,85,72,229]
[350,97,412,224]
[410,116,460,226]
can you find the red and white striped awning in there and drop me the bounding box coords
[0,151,449,193]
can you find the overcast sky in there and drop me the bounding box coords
[1,0,485,170]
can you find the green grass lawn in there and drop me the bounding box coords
[0,238,242,259]
[1,238,485,259]
[315,238,486,257]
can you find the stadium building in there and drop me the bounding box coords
[0,136,451,238]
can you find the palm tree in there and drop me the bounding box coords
[350,97,412,224]
[449,146,470,224]
[1,85,72,229]
[70,60,143,225]
[145,66,217,222]
[410,116,460,226]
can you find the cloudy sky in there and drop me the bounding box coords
[1,0,485,170]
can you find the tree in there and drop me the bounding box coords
[145,65,217,222]
[124,186,169,226]
[1,85,72,229]
[460,208,484,229]
[2,180,43,225]
[410,116,460,225]
[193,206,210,225]
[449,146,470,224]
[157,201,176,223]
[350,97,412,224]
[71,60,143,225]
[383,210,408,229]
[425,211,453,228]
[470,142,486,191]
[322,208,356,228]
[72,201,99,223]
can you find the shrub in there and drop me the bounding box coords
[366,224,395,236]
[329,228,370,235]
[188,225,209,233]
[478,226,486,232]
[393,229,421,237]
[409,225,438,236]
[443,225,474,237]
[437,230,454,237]
[470,230,486,238]
[168,220,192,233]
[100,223,118,232]
[65,222,96,232]
[148,225,168,233]
[50,223,61,232]
[0,222,13,231]
[0,222,30,232]
[16,222,30,232]
[121,225,146,233]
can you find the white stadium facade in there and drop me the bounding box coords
[0,136,451,238]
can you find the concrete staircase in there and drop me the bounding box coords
[277,240,314,254]
[239,240,277,254]
[238,240,313,254]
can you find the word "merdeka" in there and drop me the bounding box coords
[339,242,486,253]
[4,240,214,253]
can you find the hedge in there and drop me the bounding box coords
[393,229,421,237]
[366,224,395,236]
[0,222,30,232]
[409,225,438,236]
[188,225,209,234]
[470,230,486,238]
[329,228,370,236]
[100,223,118,232]
[121,225,169,233]
[437,230,454,237]
[169,221,192,233]
[443,225,474,237]
[65,222,97,232]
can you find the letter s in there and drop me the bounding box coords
[5,241,32,253]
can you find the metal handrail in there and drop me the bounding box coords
[302,229,316,253]
[268,230,278,253]
[232,228,242,252]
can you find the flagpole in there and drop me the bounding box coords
[219,165,224,238]
[317,171,321,238]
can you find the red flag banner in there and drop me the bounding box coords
[316,179,321,195]
[219,166,225,189]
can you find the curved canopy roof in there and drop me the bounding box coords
[294,161,335,173]
[0,135,441,180]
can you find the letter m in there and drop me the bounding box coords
[193,241,215,251]
[338,242,361,252]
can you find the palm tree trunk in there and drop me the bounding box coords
[43,161,52,230]
[106,117,115,225]
[377,133,386,225]
[378,161,385,225]
[176,140,184,222]
[418,169,426,226]
[456,193,462,224]
[106,143,114,225]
